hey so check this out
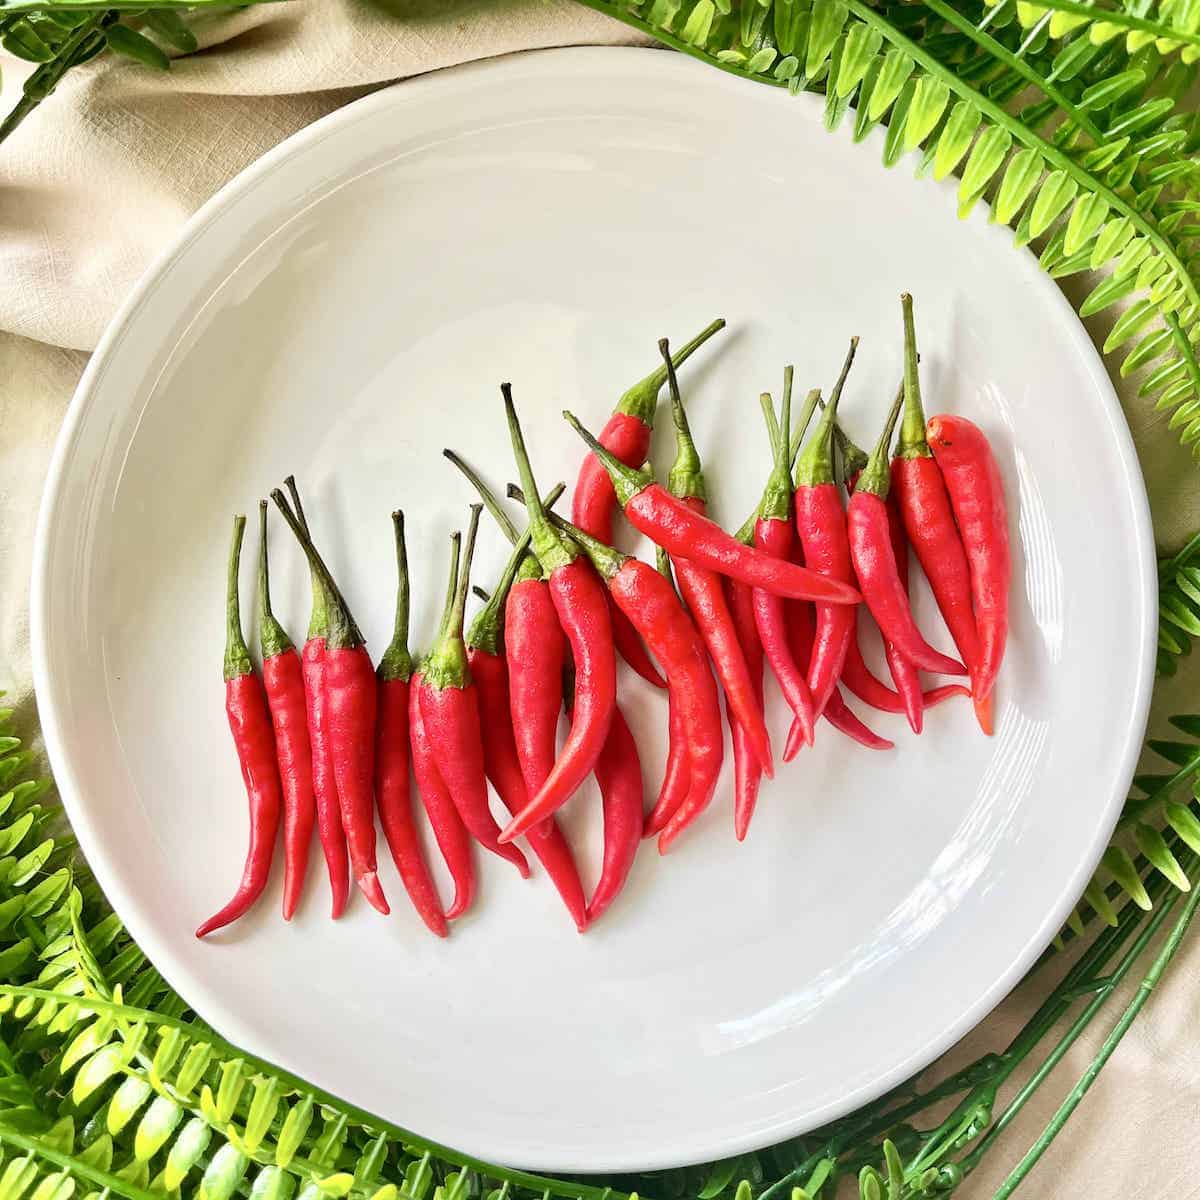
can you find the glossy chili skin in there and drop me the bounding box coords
[574,416,668,691]
[726,576,766,841]
[795,483,856,719]
[506,575,567,800]
[500,557,616,842]
[671,498,773,777]
[848,491,967,678]
[375,674,447,936]
[606,559,723,853]
[263,651,314,921]
[470,645,587,931]
[324,644,389,914]
[300,638,350,918]
[582,701,644,924]
[784,598,894,757]
[841,632,968,718]
[409,670,475,919]
[883,491,925,734]
[198,517,282,938]
[627,483,862,605]
[926,414,1010,707]
[642,695,689,836]
[197,672,284,937]
[754,515,816,748]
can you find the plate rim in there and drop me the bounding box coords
[31,44,1159,1173]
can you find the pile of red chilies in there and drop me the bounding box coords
[198,293,1011,939]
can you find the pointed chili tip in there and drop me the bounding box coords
[358,871,390,915]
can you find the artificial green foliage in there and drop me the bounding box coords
[0,542,1198,1200]
[0,1,279,147]
[576,0,1200,461]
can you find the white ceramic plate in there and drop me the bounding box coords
[33,47,1155,1174]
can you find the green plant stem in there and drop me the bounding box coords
[1158,520,1200,578]
[991,874,1200,1198]
[994,0,1200,47]
[0,1122,166,1200]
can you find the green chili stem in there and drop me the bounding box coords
[378,511,414,683]
[443,449,520,544]
[223,515,252,681]
[284,474,330,640]
[662,337,706,501]
[896,293,932,460]
[853,384,904,498]
[425,507,482,690]
[505,484,627,580]
[257,500,292,661]
[617,317,727,424]
[561,409,653,506]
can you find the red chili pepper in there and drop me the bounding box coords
[282,478,349,919]
[783,596,894,757]
[564,412,861,606]
[534,510,723,853]
[445,470,590,932]
[197,516,283,937]
[642,696,689,836]
[561,665,644,924]
[419,507,531,877]
[726,576,765,840]
[374,513,448,937]
[753,371,820,747]
[410,664,475,920]
[658,337,773,777]
[846,397,967,679]
[892,294,993,734]
[572,322,724,688]
[498,386,617,843]
[255,501,315,922]
[271,490,389,915]
[925,411,1011,710]
[794,340,861,722]
[840,413,969,732]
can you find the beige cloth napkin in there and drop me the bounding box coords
[2,3,1199,1194]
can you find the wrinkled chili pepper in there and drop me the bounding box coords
[283,477,349,918]
[753,371,819,747]
[926,411,1011,711]
[271,489,390,915]
[794,339,860,722]
[658,336,773,777]
[846,399,967,679]
[410,535,475,919]
[572,321,725,688]
[375,512,448,937]
[443,457,590,930]
[498,386,617,843]
[255,501,314,922]
[563,411,861,606]
[419,506,531,876]
[533,507,723,853]
[892,293,993,733]
[197,516,283,937]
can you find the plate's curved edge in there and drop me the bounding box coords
[30,45,1159,1174]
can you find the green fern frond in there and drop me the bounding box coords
[577,0,1200,461]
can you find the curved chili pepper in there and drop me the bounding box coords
[642,696,689,836]
[283,479,350,919]
[572,323,725,688]
[783,596,894,757]
[271,489,389,915]
[375,513,448,937]
[534,512,723,853]
[795,340,860,722]
[846,398,967,679]
[726,575,766,841]
[498,386,617,844]
[563,411,861,607]
[419,507,530,876]
[456,480,589,933]
[410,667,475,920]
[659,337,773,777]
[754,371,819,748]
[892,294,993,733]
[255,501,314,922]
[926,411,1011,710]
[197,516,283,937]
